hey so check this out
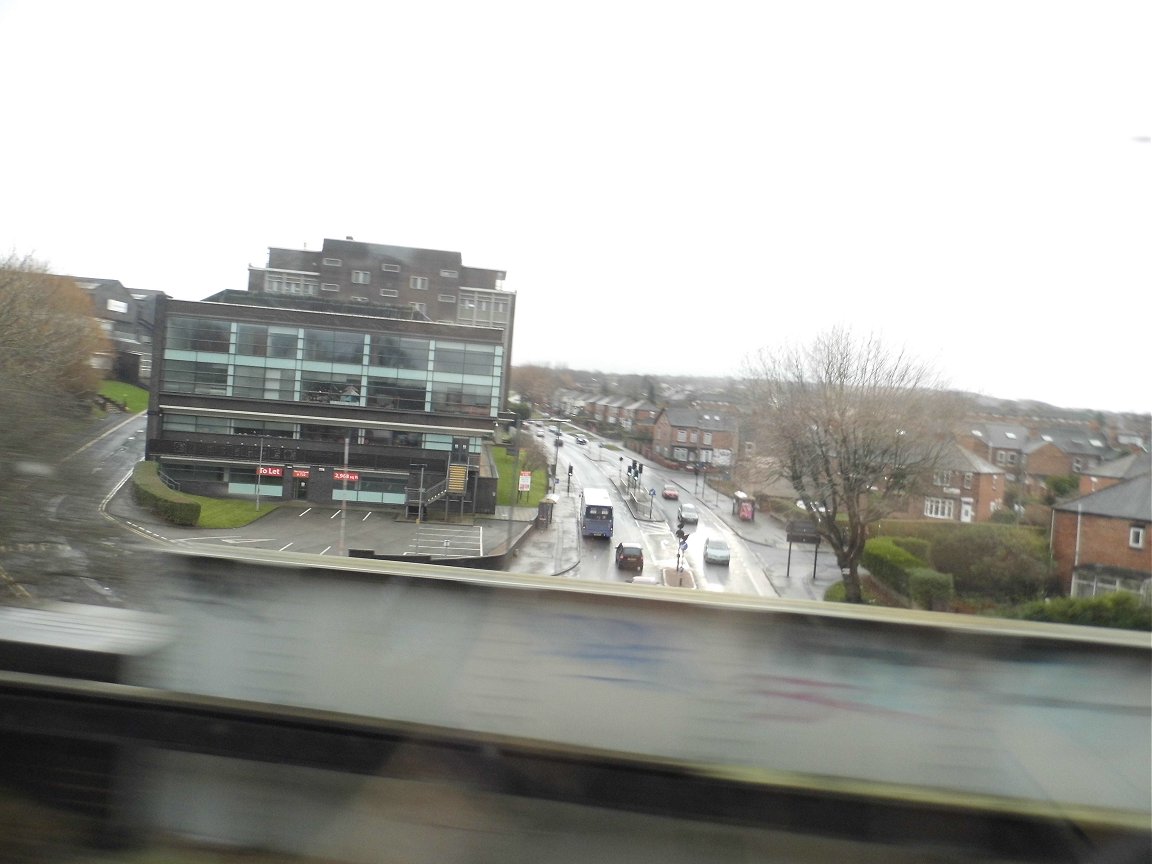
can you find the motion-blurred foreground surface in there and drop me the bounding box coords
[1,547,1149,862]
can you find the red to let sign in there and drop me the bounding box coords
[292,468,310,478]
[518,471,532,492]
[334,470,360,482]
[257,466,283,477]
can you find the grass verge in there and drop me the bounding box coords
[98,380,150,413]
[191,496,281,528]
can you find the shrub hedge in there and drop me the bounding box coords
[861,537,926,598]
[908,567,954,611]
[131,461,200,526]
[1003,593,1151,631]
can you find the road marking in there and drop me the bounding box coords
[278,543,294,552]
[298,508,312,517]
[64,411,143,461]
[319,545,332,555]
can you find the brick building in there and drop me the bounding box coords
[1050,474,1152,600]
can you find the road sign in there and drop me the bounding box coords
[649,488,656,496]
[518,471,532,492]
[679,540,688,553]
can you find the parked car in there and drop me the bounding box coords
[677,503,699,523]
[703,537,731,565]
[661,483,679,500]
[575,436,588,444]
[615,542,644,571]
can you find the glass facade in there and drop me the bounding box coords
[162,316,502,417]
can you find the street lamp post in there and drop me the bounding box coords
[255,438,264,511]
[338,435,350,556]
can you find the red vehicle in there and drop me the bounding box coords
[661,483,679,500]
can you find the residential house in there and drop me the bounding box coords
[1022,428,1120,498]
[651,408,738,470]
[1078,452,1152,497]
[585,396,658,432]
[960,423,1029,480]
[1050,473,1152,602]
[897,444,1006,524]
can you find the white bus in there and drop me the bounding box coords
[579,488,614,538]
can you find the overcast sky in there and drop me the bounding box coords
[1,1,1148,413]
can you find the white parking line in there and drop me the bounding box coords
[297,508,312,517]
[278,543,294,552]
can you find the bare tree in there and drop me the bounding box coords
[744,328,965,603]
[0,254,108,399]
[0,254,110,560]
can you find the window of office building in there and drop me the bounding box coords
[382,263,400,272]
[438,294,456,303]
[322,258,342,266]
[107,298,128,314]
[162,359,229,395]
[366,378,428,411]
[231,419,296,438]
[163,463,226,483]
[233,365,297,400]
[303,329,365,364]
[430,382,495,414]
[166,317,231,353]
[161,414,231,435]
[301,372,364,404]
[410,276,429,290]
[265,273,319,296]
[440,269,458,278]
[352,270,370,284]
[432,342,499,376]
[369,335,429,370]
[380,289,399,298]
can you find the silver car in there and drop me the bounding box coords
[678,503,699,523]
[703,537,731,565]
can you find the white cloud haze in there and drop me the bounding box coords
[1,0,1149,412]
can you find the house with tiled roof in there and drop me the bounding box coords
[1051,472,1152,601]
[1022,428,1121,498]
[959,423,1030,481]
[886,443,1007,523]
[651,408,738,470]
[1078,452,1152,497]
[586,396,658,431]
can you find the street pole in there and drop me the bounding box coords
[418,463,425,524]
[338,435,349,555]
[255,438,264,511]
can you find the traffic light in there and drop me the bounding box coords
[567,464,573,476]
